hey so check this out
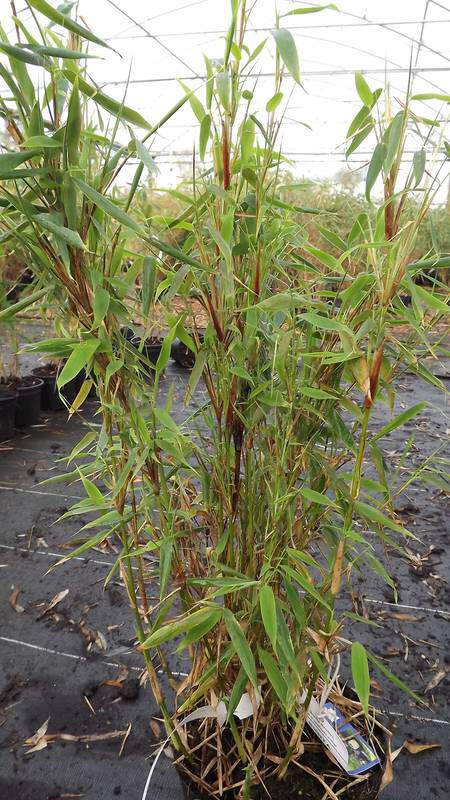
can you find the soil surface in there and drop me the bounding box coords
[0,320,448,799]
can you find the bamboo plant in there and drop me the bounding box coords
[0,1,449,798]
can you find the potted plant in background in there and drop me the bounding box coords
[0,252,45,431]
[0,1,448,799]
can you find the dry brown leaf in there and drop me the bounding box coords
[389,612,423,622]
[38,588,69,618]
[379,736,394,793]
[48,729,127,744]
[425,668,447,692]
[404,740,441,755]
[9,585,24,613]
[24,717,50,753]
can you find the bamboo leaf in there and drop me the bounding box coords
[33,212,85,249]
[259,585,277,650]
[271,28,300,84]
[0,41,46,66]
[266,91,283,112]
[224,609,257,687]
[142,256,157,316]
[57,339,100,389]
[18,43,98,60]
[285,4,337,15]
[371,402,428,441]
[283,565,331,610]
[135,140,157,176]
[365,142,387,202]
[258,648,287,704]
[199,114,211,161]
[63,71,153,130]
[355,71,373,107]
[367,651,422,704]
[142,607,220,649]
[355,501,411,536]
[413,149,426,186]
[27,0,111,50]
[73,177,144,234]
[93,287,110,326]
[179,80,205,123]
[351,641,370,715]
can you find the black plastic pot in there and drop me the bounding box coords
[11,377,43,428]
[32,366,79,411]
[171,333,204,369]
[131,336,163,367]
[121,326,137,342]
[0,388,18,441]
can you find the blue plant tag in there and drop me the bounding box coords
[321,702,380,776]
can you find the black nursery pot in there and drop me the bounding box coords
[32,365,78,411]
[10,376,43,428]
[171,333,204,369]
[179,715,386,800]
[131,336,163,367]
[0,387,18,441]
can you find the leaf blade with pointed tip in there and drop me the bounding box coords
[271,28,300,84]
[351,641,370,715]
[259,585,277,650]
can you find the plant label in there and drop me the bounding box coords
[305,698,380,775]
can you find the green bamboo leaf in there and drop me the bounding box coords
[181,608,222,647]
[258,648,287,704]
[285,580,306,627]
[65,78,81,167]
[93,287,110,326]
[383,112,404,173]
[266,91,283,112]
[0,288,46,321]
[63,71,152,130]
[0,150,42,171]
[135,140,157,175]
[142,256,157,316]
[0,41,46,66]
[371,402,428,441]
[240,117,255,167]
[33,213,85,249]
[411,92,450,102]
[365,142,387,202]
[179,80,205,122]
[73,177,143,234]
[366,651,422,704]
[355,71,373,107]
[303,245,344,273]
[199,114,211,161]
[271,28,300,84]
[283,565,331,610]
[57,339,100,389]
[216,70,231,111]
[355,500,411,536]
[351,642,370,715]
[19,43,98,60]
[27,0,111,50]
[142,607,219,648]
[224,609,257,687]
[23,135,62,149]
[413,149,426,186]
[346,120,374,158]
[412,284,449,314]
[299,486,335,507]
[285,4,337,15]
[259,585,277,650]
[299,312,352,335]
[48,529,111,570]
